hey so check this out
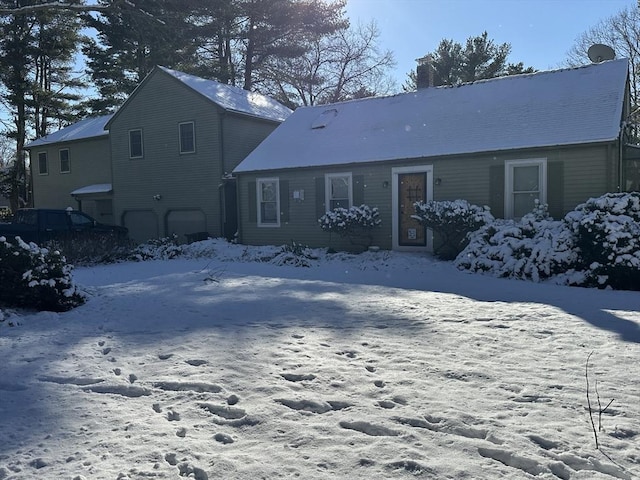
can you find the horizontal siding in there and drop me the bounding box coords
[239,164,393,250]
[223,115,279,173]
[433,145,614,218]
[110,71,223,237]
[238,143,619,250]
[31,137,111,210]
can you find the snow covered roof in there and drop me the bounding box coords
[70,184,113,196]
[25,114,113,149]
[158,66,292,122]
[234,59,629,173]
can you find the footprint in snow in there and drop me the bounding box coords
[214,433,234,444]
[185,359,207,367]
[339,420,399,437]
[280,373,316,382]
[177,463,208,480]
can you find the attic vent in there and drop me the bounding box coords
[311,109,338,129]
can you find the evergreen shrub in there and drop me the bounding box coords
[412,199,494,260]
[319,205,382,250]
[455,203,578,282]
[0,236,85,311]
[565,192,640,289]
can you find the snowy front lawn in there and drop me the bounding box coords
[0,242,638,479]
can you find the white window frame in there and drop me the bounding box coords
[129,129,144,159]
[37,151,48,175]
[59,148,70,173]
[505,158,547,219]
[257,177,280,227]
[178,121,195,154]
[325,172,352,211]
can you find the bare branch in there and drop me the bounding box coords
[0,2,111,14]
[585,351,599,449]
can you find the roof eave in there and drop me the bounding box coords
[234,137,622,174]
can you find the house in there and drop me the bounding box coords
[26,114,114,223]
[26,66,292,242]
[233,58,637,252]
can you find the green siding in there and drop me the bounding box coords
[30,137,112,214]
[109,69,279,242]
[237,143,620,250]
[239,164,393,251]
[222,114,279,174]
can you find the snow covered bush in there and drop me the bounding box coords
[318,205,381,250]
[455,203,578,282]
[565,192,640,290]
[130,234,183,261]
[413,199,494,260]
[271,241,318,267]
[0,236,85,312]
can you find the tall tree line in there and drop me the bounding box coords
[1,0,394,209]
[0,0,83,210]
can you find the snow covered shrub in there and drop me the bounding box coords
[130,234,183,261]
[413,200,494,260]
[455,203,578,282]
[565,192,640,290]
[271,241,318,267]
[0,236,85,312]
[318,205,382,250]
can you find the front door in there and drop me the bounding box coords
[392,166,433,251]
[398,172,426,246]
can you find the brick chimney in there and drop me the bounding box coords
[416,54,435,89]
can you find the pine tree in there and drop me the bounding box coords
[83,0,201,113]
[404,32,534,91]
[0,0,84,210]
[32,2,85,136]
[237,0,347,91]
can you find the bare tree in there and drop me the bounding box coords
[261,20,396,108]
[566,6,640,110]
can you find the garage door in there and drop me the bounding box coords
[123,210,159,243]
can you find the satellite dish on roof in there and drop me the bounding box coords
[588,44,616,63]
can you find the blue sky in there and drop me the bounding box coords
[345,0,635,86]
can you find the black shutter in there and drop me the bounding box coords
[248,181,256,223]
[315,176,326,218]
[547,162,564,220]
[489,165,505,219]
[352,175,365,206]
[279,180,289,223]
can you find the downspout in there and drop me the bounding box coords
[619,122,625,192]
[219,110,225,236]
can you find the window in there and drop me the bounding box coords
[325,173,352,210]
[70,212,94,228]
[257,178,280,227]
[37,152,48,175]
[505,159,547,218]
[129,129,143,158]
[59,148,70,173]
[179,121,195,154]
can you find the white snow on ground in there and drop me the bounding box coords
[1,240,639,479]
